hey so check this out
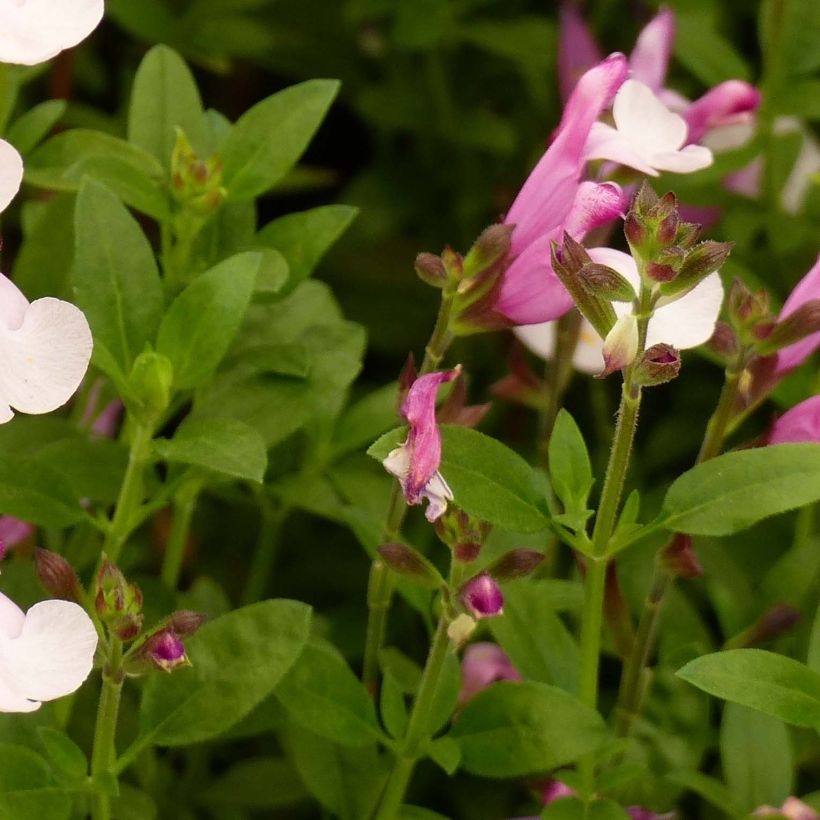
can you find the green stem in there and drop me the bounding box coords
[241,498,290,605]
[90,640,124,820]
[615,363,742,736]
[361,293,454,689]
[103,420,154,564]
[160,480,201,590]
[372,616,452,820]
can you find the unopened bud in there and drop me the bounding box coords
[646,261,677,283]
[578,262,637,302]
[453,542,482,563]
[460,572,504,619]
[95,558,144,637]
[142,629,189,672]
[463,223,513,277]
[656,211,679,247]
[485,549,544,580]
[708,321,739,359]
[675,221,702,248]
[756,300,820,355]
[128,349,173,422]
[396,352,417,412]
[724,604,801,650]
[165,610,207,639]
[599,313,639,378]
[35,549,82,602]
[728,278,770,328]
[447,613,476,647]
[660,241,734,299]
[660,534,702,580]
[414,252,448,288]
[624,212,649,250]
[377,543,444,589]
[632,343,681,387]
[633,181,660,214]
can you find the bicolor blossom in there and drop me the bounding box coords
[383,368,459,521]
[0,0,104,65]
[458,642,521,705]
[515,248,724,373]
[0,592,97,712]
[491,54,629,327]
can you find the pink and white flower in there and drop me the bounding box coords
[383,368,460,521]
[0,0,104,65]
[0,592,97,712]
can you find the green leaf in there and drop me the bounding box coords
[36,729,87,782]
[659,444,820,536]
[253,204,358,289]
[0,455,83,527]
[489,580,579,692]
[37,438,128,504]
[450,681,607,777]
[275,639,384,747]
[0,743,69,820]
[541,798,630,819]
[380,670,408,739]
[153,418,267,483]
[74,179,164,376]
[808,603,820,674]
[198,756,308,809]
[157,251,260,390]
[368,425,549,533]
[720,703,792,812]
[128,44,205,166]
[677,649,820,727]
[664,769,743,816]
[7,100,66,155]
[548,409,594,517]
[426,735,461,775]
[674,12,751,85]
[222,79,340,200]
[135,599,311,749]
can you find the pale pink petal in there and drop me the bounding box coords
[683,80,761,145]
[0,592,25,638]
[0,599,97,702]
[0,516,34,550]
[563,181,624,238]
[513,322,556,361]
[513,317,604,374]
[459,642,520,704]
[557,4,603,102]
[0,273,31,330]
[506,53,628,254]
[0,296,93,419]
[0,0,104,65]
[0,140,23,213]
[769,396,820,445]
[629,7,675,92]
[658,87,690,113]
[646,272,724,349]
[612,80,687,149]
[724,159,762,199]
[776,255,820,375]
[588,247,641,291]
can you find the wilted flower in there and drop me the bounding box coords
[0,0,104,65]
[0,592,97,712]
[383,368,459,521]
[458,643,521,704]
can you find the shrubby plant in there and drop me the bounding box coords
[0,2,816,820]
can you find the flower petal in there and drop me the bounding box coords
[0,296,93,418]
[683,80,761,145]
[650,144,713,174]
[646,271,724,349]
[557,3,603,102]
[0,599,97,702]
[0,139,23,213]
[612,80,687,150]
[769,395,820,445]
[563,181,624,238]
[0,592,25,638]
[776,254,820,375]
[585,122,661,176]
[629,7,675,92]
[0,273,30,330]
[0,0,104,65]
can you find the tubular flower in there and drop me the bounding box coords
[774,254,820,378]
[768,395,820,445]
[0,592,97,712]
[515,248,723,372]
[383,368,460,521]
[0,0,104,65]
[458,642,521,705]
[490,54,628,327]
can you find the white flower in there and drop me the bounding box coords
[0,593,97,712]
[0,0,104,65]
[515,248,723,371]
[584,79,713,176]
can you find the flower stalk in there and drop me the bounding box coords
[90,639,124,820]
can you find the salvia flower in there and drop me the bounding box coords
[0,0,104,65]
[458,642,521,704]
[383,367,459,521]
[142,629,188,672]
[0,592,97,712]
[459,572,504,619]
[767,395,820,445]
[773,254,820,378]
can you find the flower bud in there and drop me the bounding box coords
[728,278,771,330]
[708,321,739,360]
[632,344,681,387]
[165,610,207,639]
[377,543,444,589]
[659,534,702,580]
[599,313,639,378]
[756,300,820,355]
[659,240,733,299]
[724,604,801,650]
[542,780,576,805]
[447,613,476,647]
[128,349,174,422]
[414,252,448,288]
[646,261,676,283]
[460,572,504,619]
[35,549,83,602]
[624,212,649,250]
[141,629,189,672]
[578,262,637,302]
[462,223,513,278]
[675,221,702,249]
[95,558,144,638]
[437,372,492,429]
[485,549,544,580]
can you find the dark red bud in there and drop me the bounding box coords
[485,548,544,580]
[35,549,82,602]
[646,262,677,283]
[660,534,702,580]
[165,610,207,639]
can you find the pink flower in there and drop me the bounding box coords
[492,54,628,326]
[754,797,819,820]
[0,516,34,558]
[0,0,104,65]
[458,642,521,704]
[542,780,576,804]
[460,572,504,619]
[383,368,460,521]
[0,591,97,712]
[768,395,820,445]
[557,4,602,103]
[774,254,820,377]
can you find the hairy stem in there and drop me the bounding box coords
[90,640,123,820]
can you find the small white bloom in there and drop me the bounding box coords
[0,593,98,712]
[584,79,713,176]
[0,0,104,65]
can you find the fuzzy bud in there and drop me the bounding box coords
[646,261,677,283]
[460,572,504,619]
[377,543,444,589]
[414,252,448,288]
[728,279,771,330]
[463,223,513,277]
[660,534,702,580]
[632,344,681,387]
[35,548,83,602]
[708,321,739,360]
[485,549,544,580]
[599,314,639,378]
[165,610,207,639]
[660,240,734,299]
[142,629,189,672]
[578,262,637,302]
[94,558,144,639]
[756,300,820,355]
